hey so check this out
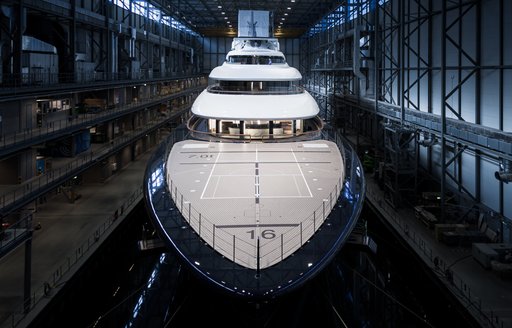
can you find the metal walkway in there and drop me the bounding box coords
[0,151,151,328]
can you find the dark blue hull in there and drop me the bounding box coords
[143,126,365,299]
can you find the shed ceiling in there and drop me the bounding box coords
[150,0,344,38]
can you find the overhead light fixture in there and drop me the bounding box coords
[287,7,291,10]
[418,131,437,147]
[284,13,288,16]
[495,159,512,184]
[217,5,222,8]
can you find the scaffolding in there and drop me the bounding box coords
[383,124,417,208]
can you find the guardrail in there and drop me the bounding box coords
[3,186,144,328]
[0,84,205,152]
[0,103,193,216]
[144,123,365,296]
[206,85,305,95]
[166,174,344,269]
[0,71,200,95]
[365,185,505,328]
[185,115,325,143]
[158,125,350,270]
[0,215,33,257]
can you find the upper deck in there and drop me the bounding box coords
[191,89,319,120]
[209,64,302,82]
[165,139,345,269]
[209,37,299,81]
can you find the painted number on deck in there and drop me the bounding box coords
[246,229,276,240]
[188,154,213,158]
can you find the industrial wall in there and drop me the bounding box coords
[377,0,512,220]
[301,0,511,228]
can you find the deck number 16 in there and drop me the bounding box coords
[246,229,276,239]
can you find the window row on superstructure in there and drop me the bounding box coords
[186,117,323,141]
[227,55,286,65]
[208,81,303,95]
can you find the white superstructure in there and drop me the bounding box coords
[191,37,320,135]
[172,33,343,270]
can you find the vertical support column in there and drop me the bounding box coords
[158,12,163,77]
[426,0,433,173]
[415,0,420,111]
[498,0,504,217]
[323,70,328,118]
[12,0,24,86]
[399,0,405,124]
[239,120,244,135]
[373,0,380,144]
[145,1,150,78]
[105,0,116,80]
[498,0,504,133]
[440,0,447,221]
[128,0,135,79]
[474,0,482,212]
[23,235,32,314]
[131,142,136,161]
[69,0,77,82]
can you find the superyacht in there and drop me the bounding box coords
[144,10,365,299]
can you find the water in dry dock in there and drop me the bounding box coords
[28,203,477,328]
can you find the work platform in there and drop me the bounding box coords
[0,151,150,328]
[365,175,512,328]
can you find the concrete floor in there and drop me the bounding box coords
[0,149,151,328]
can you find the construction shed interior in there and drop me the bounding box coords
[0,0,511,327]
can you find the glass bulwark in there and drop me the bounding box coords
[143,125,365,299]
[189,116,321,141]
[207,81,303,95]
